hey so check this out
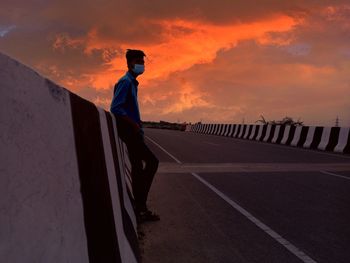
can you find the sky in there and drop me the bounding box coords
[1,0,350,126]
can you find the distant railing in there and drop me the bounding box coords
[186,123,350,154]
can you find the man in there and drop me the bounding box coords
[110,49,160,223]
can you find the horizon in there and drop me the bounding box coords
[1,1,349,126]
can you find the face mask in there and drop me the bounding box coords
[132,64,145,75]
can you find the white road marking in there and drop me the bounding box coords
[319,170,350,180]
[191,172,318,263]
[145,135,182,164]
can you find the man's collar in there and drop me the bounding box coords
[126,71,139,85]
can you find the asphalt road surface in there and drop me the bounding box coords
[139,128,350,263]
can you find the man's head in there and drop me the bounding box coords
[126,49,146,76]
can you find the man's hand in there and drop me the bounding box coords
[118,115,141,135]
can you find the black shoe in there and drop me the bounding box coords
[137,209,160,224]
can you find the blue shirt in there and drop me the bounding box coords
[110,71,142,126]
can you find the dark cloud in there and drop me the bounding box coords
[1,0,349,125]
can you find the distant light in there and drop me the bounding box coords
[0,25,16,37]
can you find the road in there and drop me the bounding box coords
[139,128,350,263]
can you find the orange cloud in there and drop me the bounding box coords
[41,5,350,125]
[51,14,301,118]
[161,81,211,114]
[54,14,299,93]
[62,15,303,120]
[143,14,298,80]
[52,33,84,52]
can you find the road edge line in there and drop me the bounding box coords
[145,135,182,164]
[319,170,350,180]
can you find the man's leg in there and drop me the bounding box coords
[138,140,159,207]
[115,117,146,211]
[115,116,159,220]
[126,137,159,212]
[127,149,145,212]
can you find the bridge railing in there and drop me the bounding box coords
[186,123,350,154]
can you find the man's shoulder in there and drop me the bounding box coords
[117,73,132,85]
[114,74,132,92]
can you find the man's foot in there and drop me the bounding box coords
[137,209,160,224]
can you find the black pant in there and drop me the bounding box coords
[116,117,159,212]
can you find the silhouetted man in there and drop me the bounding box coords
[110,49,159,223]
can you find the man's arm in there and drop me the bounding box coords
[110,79,129,116]
[118,115,141,133]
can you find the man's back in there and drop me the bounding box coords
[110,71,141,126]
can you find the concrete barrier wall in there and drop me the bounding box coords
[186,123,350,154]
[0,52,140,262]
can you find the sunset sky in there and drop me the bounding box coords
[1,1,349,126]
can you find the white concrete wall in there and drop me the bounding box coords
[303,126,316,148]
[0,52,140,263]
[334,127,350,153]
[263,125,272,142]
[271,125,281,143]
[0,53,89,262]
[291,126,303,147]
